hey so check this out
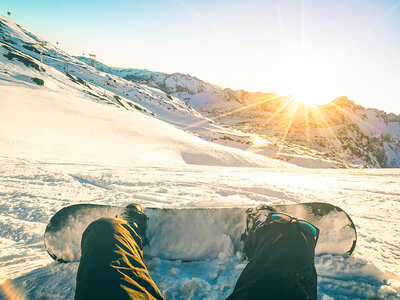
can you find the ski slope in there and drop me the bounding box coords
[0,85,292,169]
[0,158,399,299]
[1,13,287,169]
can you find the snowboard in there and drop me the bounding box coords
[44,202,357,263]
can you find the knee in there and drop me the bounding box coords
[82,218,127,244]
[89,217,126,229]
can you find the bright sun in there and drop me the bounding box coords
[279,63,331,107]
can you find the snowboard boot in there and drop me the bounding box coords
[230,206,318,300]
[240,204,277,258]
[241,204,277,241]
[124,203,149,246]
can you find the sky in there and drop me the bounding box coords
[2,0,400,113]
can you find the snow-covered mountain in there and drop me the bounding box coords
[79,57,400,168]
[0,15,294,169]
[2,12,399,169]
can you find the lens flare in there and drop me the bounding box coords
[278,63,331,107]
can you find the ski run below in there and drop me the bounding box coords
[1,157,399,299]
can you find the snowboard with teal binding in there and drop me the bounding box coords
[44,202,357,263]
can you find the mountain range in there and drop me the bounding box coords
[1,14,399,168]
[76,57,400,168]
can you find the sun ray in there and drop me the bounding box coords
[300,0,306,61]
[183,94,281,130]
[282,101,300,142]
[256,98,294,134]
[312,107,345,152]
[333,103,380,132]
[276,2,287,51]
[328,1,400,68]
[275,100,300,159]
[305,105,310,145]
[256,98,294,158]
[174,0,281,71]
[212,95,281,121]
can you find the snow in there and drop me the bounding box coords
[0,85,291,169]
[145,209,245,261]
[1,159,400,299]
[187,92,221,111]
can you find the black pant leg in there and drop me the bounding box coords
[227,222,317,300]
[75,217,164,300]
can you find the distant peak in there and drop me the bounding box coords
[330,96,360,110]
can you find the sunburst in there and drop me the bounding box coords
[175,0,394,156]
[276,62,331,107]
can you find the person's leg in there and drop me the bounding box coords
[75,217,164,300]
[227,221,317,300]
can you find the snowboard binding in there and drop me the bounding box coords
[241,204,277,244]
[124,204,149,246]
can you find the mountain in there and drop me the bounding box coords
[2,12,399,168]
[0,14,293,169]
[75,59,400,168]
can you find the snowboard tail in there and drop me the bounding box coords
[44,202,357,263]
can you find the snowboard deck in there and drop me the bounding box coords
[44,202,357,263]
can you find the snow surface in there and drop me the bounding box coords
[1,159,399,299]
